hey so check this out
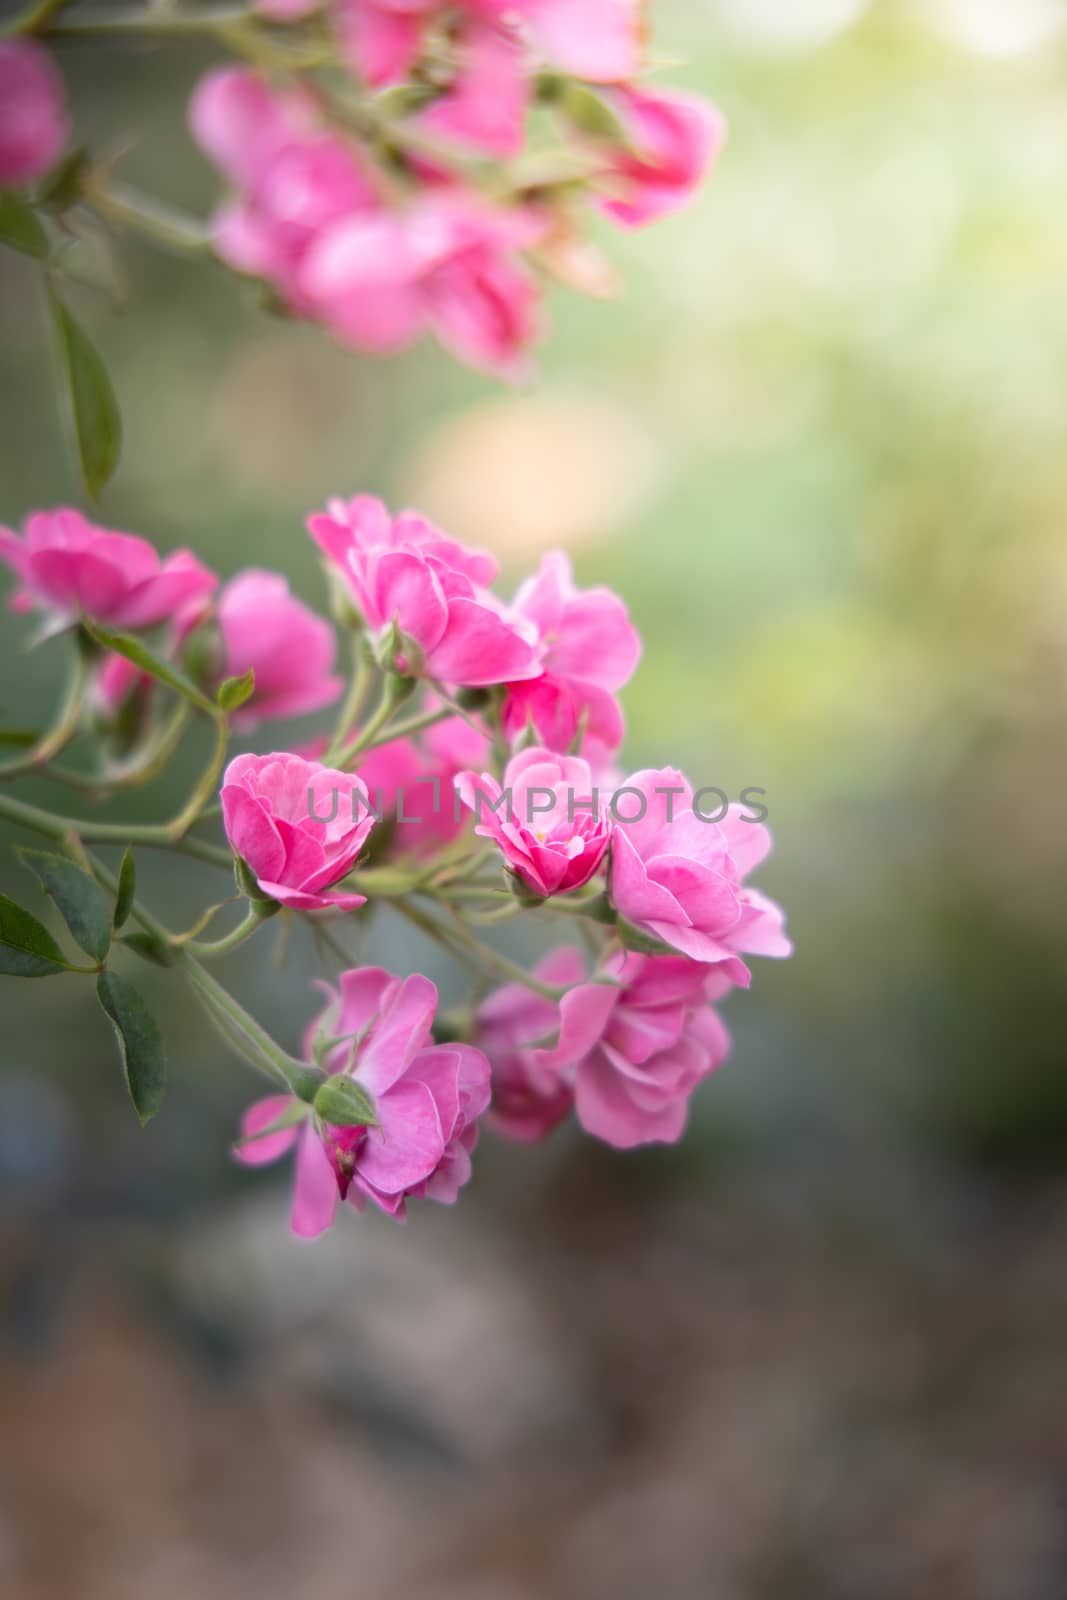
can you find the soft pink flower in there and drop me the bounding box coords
[234,966,491,1233]
[307,494,540,687]
[0,508,217,631]
[501,551,641,753]
[522,0,640,83]
[476,947,582,1141]
[301,191,544,378]
[419,20,528,159]
[608,769,791,970]
[356,708,489,857]
[220,751,376,911]
[595,86,726,228]
[216,570,342,731]
[336,0,435,86]
[189,67,378,307]
[455,745,610,898]
[478,945,732,1148]
[337,0,640,89]
[0,40,68,188]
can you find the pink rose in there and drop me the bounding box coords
[189,68,378,308]
[307,494,539,687]
[455,746,610,898]
[475,946,582,1141]
[419,20,528,159]
[0,40,68,188]
[522,0,640,83]
[478,946,733,1148]
[220,751,376,911]
[234,966,491,1233]
[356,708,489,857]
[216,570,342,731]
[608,769,791,970]
[501,551,642,753]
[595,86,726,229]
[301,191,544,378]
[0,507,217,631]
[336,0,435,86]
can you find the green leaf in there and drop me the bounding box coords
[83,621,216,713]
[119,931,173,968]
[47,280,122,501]
[313,1074,378,1129]
[216,669,255,713]
[114,847,136,930]
[17,848,111,962]
[0,190,49,259]
[562,82,630,144]
[0,728,38,749]
[96,970,166,1124]
[0,892,71,978]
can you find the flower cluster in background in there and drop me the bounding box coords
[2,494,790,1238]
[187,3,723,375]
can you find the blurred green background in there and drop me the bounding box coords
[3,2,1067,1596]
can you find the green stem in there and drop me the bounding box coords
[186,901,276,959]
[332,674,416,767]
[162,714,229,841]
[341,703,455,765]
[83,179,212,256]
[322,637,373,765]
[1,0,70,37]
[46,3,256,36]
[0,639,92,781]
[439,905,564,999]
[180,952,320,1097]
[0,789,231,863]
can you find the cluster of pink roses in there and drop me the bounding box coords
[188,0,723,374]
[2,493,789,1233]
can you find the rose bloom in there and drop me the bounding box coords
[455,746,610,898]
[215,570,343,731]
[478,946,733,1148]
[220,751,376,911]
[308,494,539,687]
[300,191,545,379]
[235,966,491,1233]
[609,769,791,970]
[189,67,379,311]
[501,551,641,753]
[337,0,640,90]
[0,40,69,188]
[356,707,489,858]
[595,86,726,229]
[0,507,217,632]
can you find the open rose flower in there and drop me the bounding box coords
[594,86,726,229]
[300,191,544,379]
[0,40,69,188]
[609,769,792,970]
[502,551,641,753]
[235,966,491,1233]
[356,707,489,858]
[478,946,733,1148]
[308,494,539,687]
[221,751,376,911]
[189,66,379,310]
[455,746,610,897]
[0,508,217,632]
[338,0,640,91]
[214,570,343,731]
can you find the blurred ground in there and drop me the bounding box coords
[4,0,1067,1594]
